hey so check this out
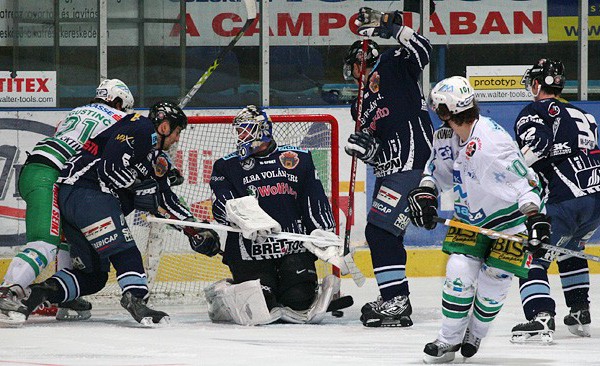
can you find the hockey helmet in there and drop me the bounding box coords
[429,76,475,116]
[343,39,381,81]
[233,105,273,160]
[95,78,134,112]
[522,58,565,92]
[149,101,188,135]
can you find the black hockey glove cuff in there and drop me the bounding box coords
[344,131,381,164]
[183,223,221,257]
[525,213,551,259]
[131,179,160,214]
[407,186,438,230]
[356,7,403,39]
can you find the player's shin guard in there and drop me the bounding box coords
[365,224,408,300]
[518,265,555,320]
[109,246,148,299]
[3,240,57,289]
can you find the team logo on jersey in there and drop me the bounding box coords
[465,137,481,159]
[153,154,169,177]
[240,157,255,171]
[279,151,299,169]
[548,102,560,117]
[369,72,380,93]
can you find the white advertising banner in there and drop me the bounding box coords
[0,0,547,47]
[466,65,534,102]
[0,71,57,107]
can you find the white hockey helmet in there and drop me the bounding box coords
[95,78,134,112]
[429,76,475,115]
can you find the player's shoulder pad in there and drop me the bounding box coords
[221,150,240,161]
[278,145,308,154]
[117,113,157,146]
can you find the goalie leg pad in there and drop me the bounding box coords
[204,279,281,326]
[307,274,341,324]
[4,240,58,288]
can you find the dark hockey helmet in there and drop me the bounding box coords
[343,39,381,81]
[522,58,565,91]
[233,105,273,160]
[149,101,188,135]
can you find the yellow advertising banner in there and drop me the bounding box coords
[548,16,600,41]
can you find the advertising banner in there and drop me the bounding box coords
[466,65,533,102]
[0,71,57,107]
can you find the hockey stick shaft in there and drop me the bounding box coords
[343,37,369,256]
[178,0,257,108]
[432,216,600,263]
[146,216,342,247]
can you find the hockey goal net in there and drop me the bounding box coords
[89,113,340,304]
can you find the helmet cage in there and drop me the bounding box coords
[343,40,380,81]
[232,105,273,160]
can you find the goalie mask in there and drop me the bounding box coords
[233,105,273,160]
[522,58,565,94]
[343,39,380,81]
[95,78,134,113]
[429,76,475,119]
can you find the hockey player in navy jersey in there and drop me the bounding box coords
[343,7,434,327]
[205,105,341,326]
[12,101,220,326]
[511,59,600,342]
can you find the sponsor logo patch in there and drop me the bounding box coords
[241,157,255,171]
[82,217,117,241]
[376,186,401,207]
[50,184,60,237]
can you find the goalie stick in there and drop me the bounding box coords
[178,0,257,108]
[433,216,600,263]
[327,295,353,313]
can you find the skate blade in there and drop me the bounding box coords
[510,331,554,344]
[56,308,92,321]
[139,315,171,327]
[567,324,591,337]
[423,352,456,364]
[0,311,26,327]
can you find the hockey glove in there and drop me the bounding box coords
[345,131,381,164]
[525,213,551,259]
[131,179,160,214]
[183,224,221,257]
[355,7,403,39]
[407,186,438,230]
[167,167,184,187]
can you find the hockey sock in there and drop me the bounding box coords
[468,265,512,339]
[365,223,408,301]
[558,256,590,308]
[519,265,555,320]
[4,240,57,288]
[109,246,148,299]
[52,268,109,302]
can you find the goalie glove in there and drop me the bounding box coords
[525,213,551,259]
[225,196,282,242]
[355,7,403,39]
[345,131,381,164]
[131,179,159,214]
[303,229,349,274]
[183,223,221,257]
[407,186,438,230]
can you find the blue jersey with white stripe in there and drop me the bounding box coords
[514,97,600,203]
[352,26,434,177]
[210,144,335,260]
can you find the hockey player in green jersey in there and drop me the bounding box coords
[0,79,134,325]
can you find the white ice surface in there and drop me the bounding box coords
[1,275,599,366]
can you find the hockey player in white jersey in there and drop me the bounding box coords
[407,76,548,363]
[0,79,133,325]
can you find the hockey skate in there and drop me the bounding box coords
[120,291,170,327]
[510,311,555,344]
[564,305,591,337]
[423,339,461,364]
[360,296,382,315]
[0,285,28,326]
[56,297,92,321]
[461,327,481,358]
[360,295,412,327]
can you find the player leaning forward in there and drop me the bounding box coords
[205,105,342,325]
[407,76,549,363]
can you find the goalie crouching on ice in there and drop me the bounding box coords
[205,105,345,326]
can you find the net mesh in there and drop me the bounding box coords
[89,114,339,304]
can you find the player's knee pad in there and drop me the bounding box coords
[365,222,398,244]
[204,279,280,326]
[443,254,481,297]
[5,240,58,286]
[477,264,513,302]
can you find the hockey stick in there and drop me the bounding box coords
[327,295,354,313]
[432,216,600,263]
[178,0,257,108]
[146,216,342,247]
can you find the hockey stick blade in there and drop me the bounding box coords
[344,253,366,287]
[178,0,256,108]
[432,216,600,263]
[327,295,354,312]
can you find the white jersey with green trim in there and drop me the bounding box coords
[30,103,127,170]
[422,116,543,235]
